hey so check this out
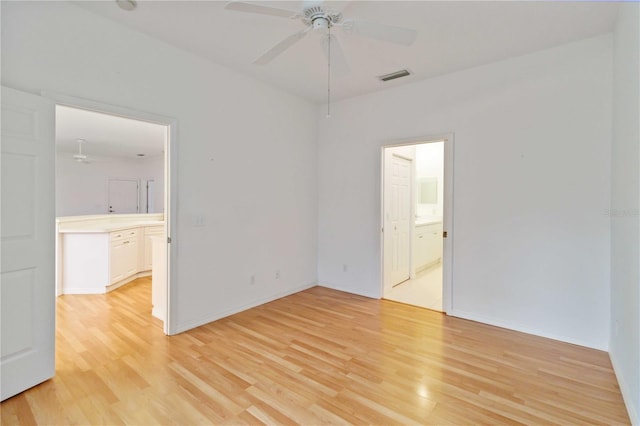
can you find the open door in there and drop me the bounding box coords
[383,152,412,291]
[1,86,56,400]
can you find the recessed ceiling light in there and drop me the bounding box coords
[116,0,137,11]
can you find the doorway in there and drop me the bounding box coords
[381,136,453,312]
[53,99,174,335]
[108,178,140,213]
[0,87,176,400]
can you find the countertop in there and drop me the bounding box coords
[57,213,165,234]
[415,217,443,226]
[58,220,164,233]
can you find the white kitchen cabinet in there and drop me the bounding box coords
[151,235,167,322]
[59,218,164,294]
[110,229,139,284]
[143,225,164,271]
[414,222,443,272]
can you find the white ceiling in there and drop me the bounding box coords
[73,0,619,103]
[58,1,618,158]
[56,105,165,159]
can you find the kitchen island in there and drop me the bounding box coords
[57,213,164,294]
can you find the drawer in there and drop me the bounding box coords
[145,225,164,236]
[110,228,139,242]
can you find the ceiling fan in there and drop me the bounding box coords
[225,0,418,70]
[72,138,91,164]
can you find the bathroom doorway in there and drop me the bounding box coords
[381,136,453,312]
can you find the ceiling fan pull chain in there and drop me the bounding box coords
[327,25,331,118]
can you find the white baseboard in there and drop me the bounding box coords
[152,306,164,321]
[610,348,639,425]
[172,281,317,334]
[106,271,151,293]
[62,270,151,295]
[449,309,607,351]
[318,282,381,299]
[60,287,105,295]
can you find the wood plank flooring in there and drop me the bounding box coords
[1,278,630,425]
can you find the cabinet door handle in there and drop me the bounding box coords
[123,241,130,244]
[418,235,423,239]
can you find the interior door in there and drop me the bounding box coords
[108,178,139,214]
[384,153,412,290]
[1,86,55,401]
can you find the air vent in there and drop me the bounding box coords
[378,69,411,82]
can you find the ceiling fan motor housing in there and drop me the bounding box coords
[303,5,342,30]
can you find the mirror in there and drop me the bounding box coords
[418,177,438,204]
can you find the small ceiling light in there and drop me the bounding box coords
[136,153,145,157]
[116,0,137,11]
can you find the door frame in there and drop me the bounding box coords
[43,91,178,335]
[380,133,454,314]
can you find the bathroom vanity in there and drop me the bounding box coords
[414,218,443,272]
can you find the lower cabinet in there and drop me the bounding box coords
[110,234,139,284]
[61,225,162,294]
[414,222,443,271]
[143,226,164,271]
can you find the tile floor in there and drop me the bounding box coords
[384,262,443,311]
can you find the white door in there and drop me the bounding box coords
[1,86,55,401]
[108,178,139,214]
[384,153,412,290]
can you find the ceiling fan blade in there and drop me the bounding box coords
[254,28,309,65]
[342,19,417,46]
[225,1,297,18]
[321,34,350,77]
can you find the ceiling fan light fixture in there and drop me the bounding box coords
[73,138,90,163]
[312,17,330,30]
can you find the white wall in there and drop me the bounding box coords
[1,1,318,333]
[318,35,612,350]
[56,152,164,216]
[610,3,640,424]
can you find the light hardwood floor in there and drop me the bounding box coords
[1,278,630,425]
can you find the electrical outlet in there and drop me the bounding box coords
[275,270,280,279]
